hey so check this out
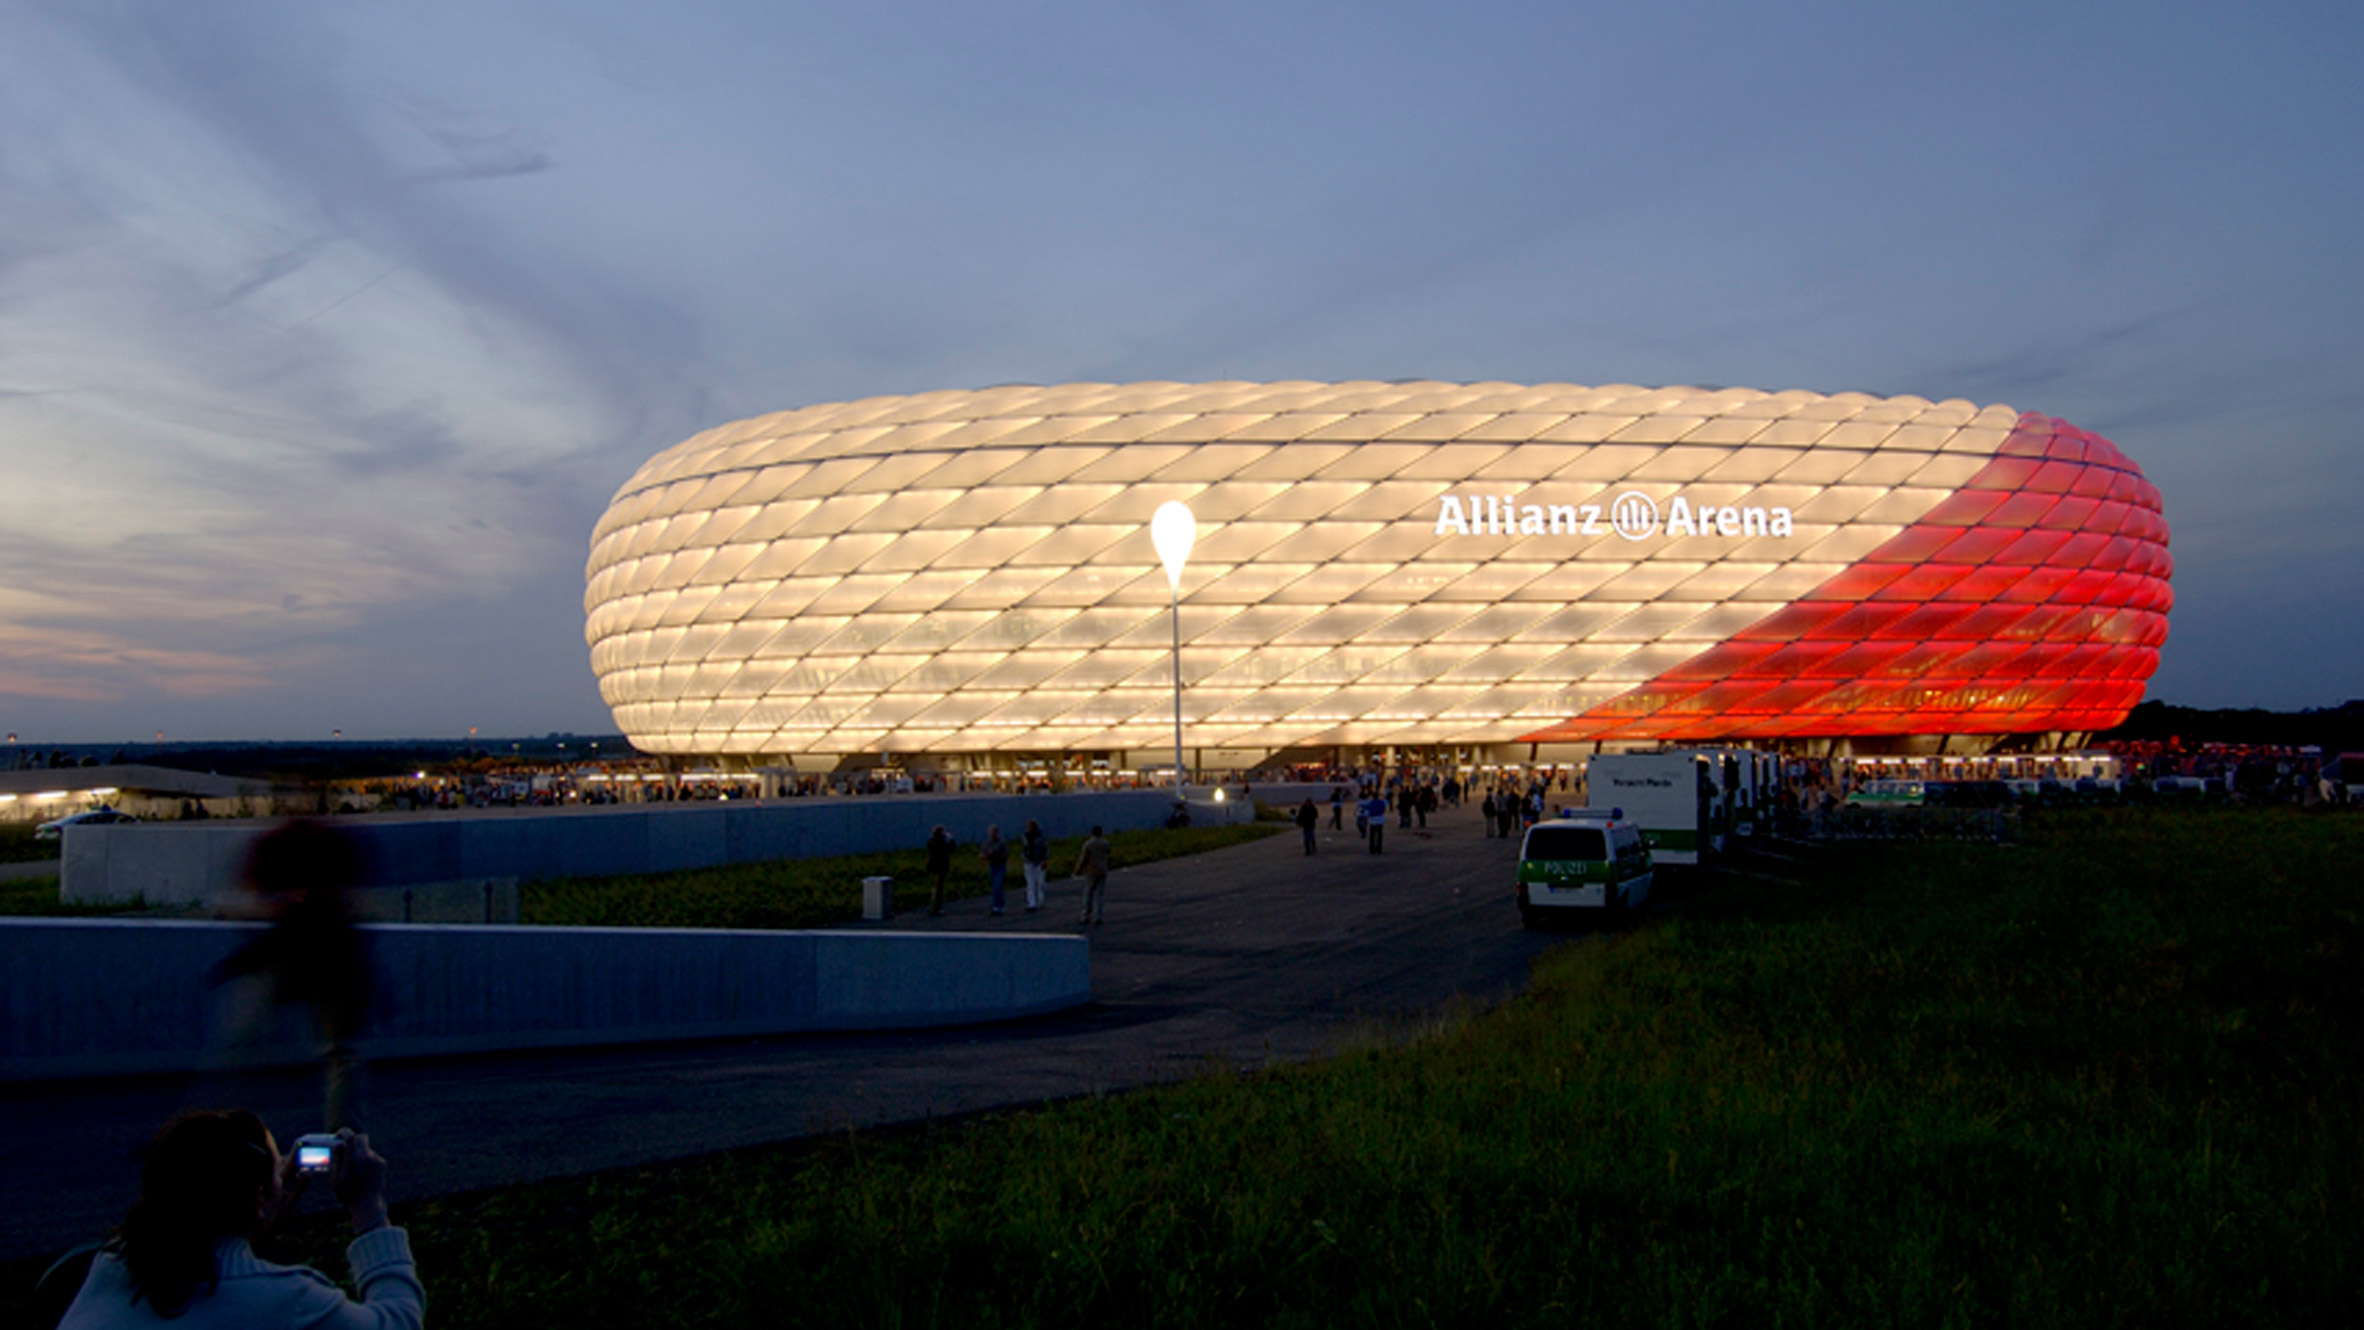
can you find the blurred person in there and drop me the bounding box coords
[924,825,955,917]
[980,824,1009,916]
[209,820,376,1132]
[1294,797,1319,854]
[1072,825,1112,927]
[58,1111,420,1329]
[1020,820,1050,912]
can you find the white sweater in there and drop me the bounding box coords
[59,1226,423,1329]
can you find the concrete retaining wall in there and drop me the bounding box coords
[0,918,1089,1081]
[63,789,1179,907]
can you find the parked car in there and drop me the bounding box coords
[33,806,138,840]
[1515,810,1653,929]
[1844,779,1926,808]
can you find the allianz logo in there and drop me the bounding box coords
[1434,490,1797,541]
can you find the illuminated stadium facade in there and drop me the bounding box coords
[585,381,2171,772]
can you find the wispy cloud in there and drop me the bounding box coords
[1,0,2359,733]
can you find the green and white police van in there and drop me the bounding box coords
[1515,809,1654,928]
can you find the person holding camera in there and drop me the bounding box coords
[57,1110,421,1328]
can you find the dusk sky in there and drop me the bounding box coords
[4,0,2360,742]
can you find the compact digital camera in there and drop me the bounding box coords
[292,1133,341,1176]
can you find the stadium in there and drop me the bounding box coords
[584,381,2171,775]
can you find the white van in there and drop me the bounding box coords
[1516,811,1654,928]
[1586,751,1720,865]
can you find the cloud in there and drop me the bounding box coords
[0,3,717,727]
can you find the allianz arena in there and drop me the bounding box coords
[585,381,2170,770]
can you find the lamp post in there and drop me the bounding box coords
[1151,500,1198,798]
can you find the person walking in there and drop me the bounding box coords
[1020,819,1049,912]
[981,824,1009,916]
[1072,825,1113,926]
[1329,784,1344,829]
[1295,797,1319,854]
[208,820,376,1133]
[924,825,955,916]
[1362,790,1387,854]
[1479,789,1498,838]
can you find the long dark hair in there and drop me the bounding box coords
[116,1110,275,1316]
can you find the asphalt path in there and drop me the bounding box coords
[1,796,1569,1260]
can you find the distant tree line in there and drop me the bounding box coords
[5,734,630,781]
[2097,699,2364,754]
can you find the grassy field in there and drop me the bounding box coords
[520,822,1283,929]
[0,822,60,864]
[22,808,2358,1326]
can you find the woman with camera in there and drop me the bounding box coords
[57,1110,422,1328]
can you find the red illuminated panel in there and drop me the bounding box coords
[1521,413,2171,741]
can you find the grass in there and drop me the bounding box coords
[520,822,1285,929]
[0,876,144,918]
[0,823,61,864]
[21,807,2360,1327]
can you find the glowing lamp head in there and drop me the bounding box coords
[1151,500,1197,590]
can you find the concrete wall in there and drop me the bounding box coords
[64,788,1179,907]
[0,918,1089,1081]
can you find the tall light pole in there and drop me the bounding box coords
[1151,500,1197,797]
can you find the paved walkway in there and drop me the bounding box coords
[0,796,1564,1259]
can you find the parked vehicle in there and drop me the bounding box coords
[1923,780,2014,808]
[34,807,138,840]
[1586,751,1721,865]
[1844,779,1926,808]
[1516,811,1653,929]
[2330,754,2364,801]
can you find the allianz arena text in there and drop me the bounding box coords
[585,381,2170,768]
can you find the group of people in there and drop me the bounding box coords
[1303,778,1460,854]
[1477,783,1556,839]
[1283,773,1575,854]
[920,820,1113,926]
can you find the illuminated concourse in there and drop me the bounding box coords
[584,381,2171,774]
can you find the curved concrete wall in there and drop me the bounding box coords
[0,918,1088,1082]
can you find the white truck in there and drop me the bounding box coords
[1584,751,1721,866]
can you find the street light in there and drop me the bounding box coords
[1151,500,1197,798]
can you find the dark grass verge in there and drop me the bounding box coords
[519,822,1284,930]
[0,824,61,865]
[13,808,2358,1328]
[0,876,132,918]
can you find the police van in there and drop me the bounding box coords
[1515,808,1654,928]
